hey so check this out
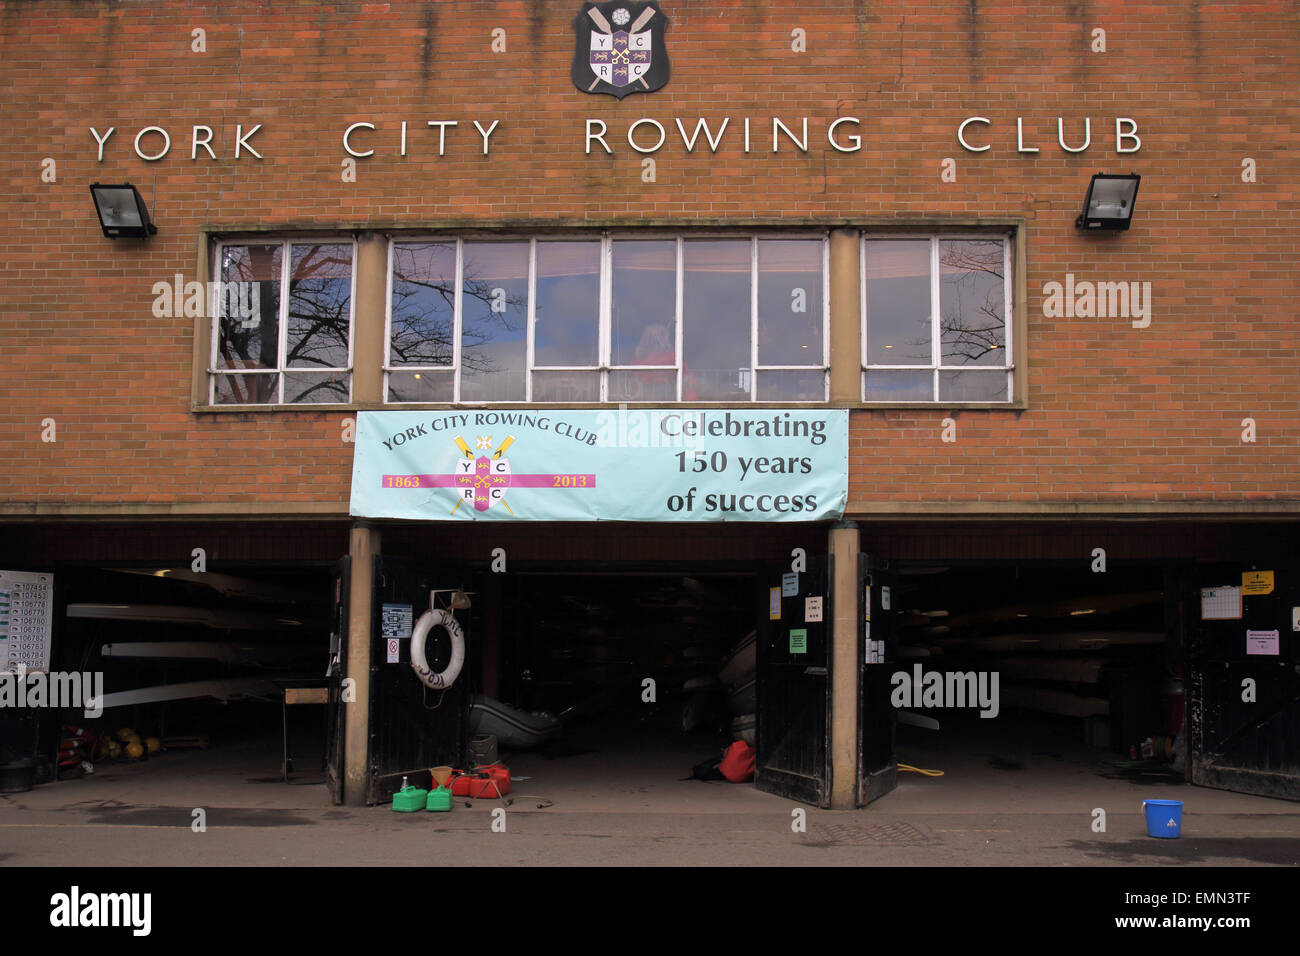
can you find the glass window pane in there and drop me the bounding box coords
[940,370,1008,403]
[387,370,454,403]
[534,241,600,367]
[683,240,751,401]
[863,368,933,402]
[756,369,826,401]
[214,372,277,405]
[758,239,823,366]
[864,240,931,365]
[284,371,349,404]
[391,242,456,368]
[217,244,281,370]
[461,242,528,402]
[940,240,1007,367]
[287,243,352,369]
[611,240,676,367]
[531,371,599,402]
[608,369,676,402]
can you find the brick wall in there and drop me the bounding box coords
[1,0,1296,513]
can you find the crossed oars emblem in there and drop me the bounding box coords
[380,436,596,518]
[587,5,656,91]
[450,435,515,516]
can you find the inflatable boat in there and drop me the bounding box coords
[467,694,562,749]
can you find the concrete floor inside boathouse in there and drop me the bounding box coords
[3,720,1298,866]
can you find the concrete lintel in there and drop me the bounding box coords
[845,501,1300,518]
[0,502,350,521]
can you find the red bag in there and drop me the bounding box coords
[719,741,755,782]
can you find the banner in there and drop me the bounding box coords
[349,408,848,522]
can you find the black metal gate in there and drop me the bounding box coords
[365,556,472,804]
[1187,564,1300,801]
[324,556,349,805]
[858,556,898,806]
[755,555,831,807]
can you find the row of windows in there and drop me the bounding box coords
[208,233,1014,406]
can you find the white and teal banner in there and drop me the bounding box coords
[349,408,848,522]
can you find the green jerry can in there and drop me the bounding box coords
[426,786,453,812]
[392,777,429,813]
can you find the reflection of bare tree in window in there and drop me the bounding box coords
[284,244,353,403]
[287,245,350,365]
[215,244,353,404]
[939,241,1005,365]
[217,245,279,404]
[390,244,525,376]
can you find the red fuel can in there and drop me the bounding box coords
[451,763,511,798]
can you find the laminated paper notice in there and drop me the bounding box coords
[1242,571,1274,596]
[805,596,824,623]
[1201,586,1242,620]
[769,587,782,621]
[1246,629,1280,656]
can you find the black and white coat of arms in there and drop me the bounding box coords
[571,1,670,98]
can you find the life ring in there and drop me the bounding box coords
[410,608,464,690]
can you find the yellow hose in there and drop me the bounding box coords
[898,763,944,777]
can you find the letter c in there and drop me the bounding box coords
[957,116,991,153]
[344,122,376,158]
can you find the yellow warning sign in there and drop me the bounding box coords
[1242,571,1274,595]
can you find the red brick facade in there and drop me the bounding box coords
[1,0,1297,518]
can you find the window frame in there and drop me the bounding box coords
[208,237,358,407]
[860,232,1015,405]
[383,232,830,405]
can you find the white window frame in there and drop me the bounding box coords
[860,233,1014,404]
[384,233,830,404]
[209,238,357,406]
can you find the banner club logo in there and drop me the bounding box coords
[571,1,670,98]
[381,435,596,517]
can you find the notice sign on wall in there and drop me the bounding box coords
[350,408,848,522]
[0,570,53,675]
[381,603,413,663]
[1246,629,1280,656]
[1242,571,1274,596]
[1201,586,1243,620]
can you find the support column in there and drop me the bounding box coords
[344,521,380,806]
[352,232,388,404]
[829,520,860,809]
[828,228,862,404]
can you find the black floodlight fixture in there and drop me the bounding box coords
[1075,172,1140,230]
[89,182,157,239]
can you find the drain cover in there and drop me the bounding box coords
[813,821,941,847]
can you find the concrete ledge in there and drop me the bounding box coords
[4,500,1300,522]
[845,500,1300,518]
[0,502,349,521]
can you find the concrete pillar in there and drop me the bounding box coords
[829,520,860,809]
[344,521,380,806]
[828,228,862,404]
[352,232,388,404]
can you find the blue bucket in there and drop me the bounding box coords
[1142,799,1183,838]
